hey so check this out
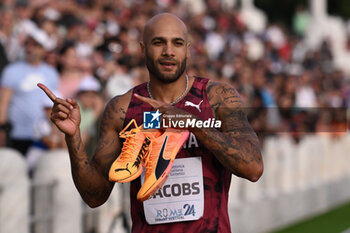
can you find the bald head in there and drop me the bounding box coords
[142,13,188,44]
[140,13,190,84]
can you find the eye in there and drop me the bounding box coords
[175,41,184,46]
[153,40,163,46]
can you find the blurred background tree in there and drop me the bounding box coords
[255,0,350,29]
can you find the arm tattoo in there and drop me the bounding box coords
[65,95,126,207]
[200,81,263,180]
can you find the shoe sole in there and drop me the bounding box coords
[138,131,190,202]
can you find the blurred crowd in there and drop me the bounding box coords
[0,0,349,172]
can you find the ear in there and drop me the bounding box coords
[140,41,145,54]
[186,42,191,59]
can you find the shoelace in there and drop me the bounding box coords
[118,119,143,162]
[139,138,152,168]
[118,130,140,162]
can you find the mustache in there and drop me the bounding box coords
[158,58,177,64]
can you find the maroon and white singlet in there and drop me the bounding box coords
[123,77,232,233]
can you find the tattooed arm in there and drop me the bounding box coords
[38,83,131,207]
[66,95,128,207]
[192,81,263,181]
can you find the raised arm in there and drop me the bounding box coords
[66,96,123,207]
[195,81,263,181]
[38,83,128,207]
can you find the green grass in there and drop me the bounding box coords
[271,201,350,233]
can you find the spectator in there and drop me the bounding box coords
[26,94,66,175]
[0,6,21,62]
[0,27,59,155]
[76,77,104,156]
[0,0,349,148]
[293,4,310,37]
[58,43,84,99]
[295,71,318,108]
[105,58,135,99]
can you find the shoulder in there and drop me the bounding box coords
[3,61,25,72]
[102,88,134,132]
[1,62,25,84]
[206,80,225,94]
[106,88,133,109]
[206,80,243,107]
[206,80,235,92]
[40,63,59,76]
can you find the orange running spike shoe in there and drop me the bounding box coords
[109,119,152,183]
[137,128,190,202]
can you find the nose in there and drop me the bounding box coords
[162,43,175,57]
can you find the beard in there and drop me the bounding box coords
[145,53,187,84]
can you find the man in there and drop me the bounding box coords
[38,13,263,232]
[76,77,104,155]
[0,27,59,155]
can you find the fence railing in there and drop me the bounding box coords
[1,134,350,233]
[0,186,3,233]
[30,180,57,233]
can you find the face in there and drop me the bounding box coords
[25,38,46,63]
[61,47,79,69]
[141,15,190,83]
[78,91,98,108]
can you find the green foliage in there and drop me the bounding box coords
[254,0,308,28]
[329,0,350,18]
[254,0,350,29]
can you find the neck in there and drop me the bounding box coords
[62,67,80,74]
[148,74,191,105]
[27,59,42,66]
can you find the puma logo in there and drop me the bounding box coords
[115,163,131,175]
[185,100,203,112]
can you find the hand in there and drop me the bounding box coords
[134,93,169,110]
[37,83,81,136]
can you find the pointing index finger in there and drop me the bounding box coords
[37,83,56,102]
[134,93,163,108]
